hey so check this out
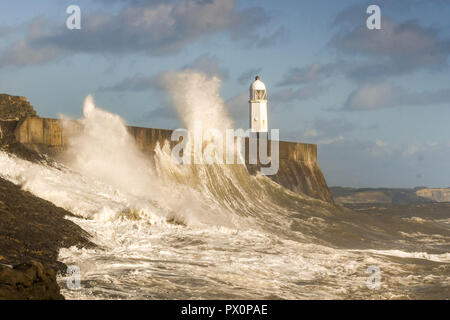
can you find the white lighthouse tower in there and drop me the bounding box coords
[249,76,268,133]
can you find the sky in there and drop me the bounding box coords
[1,0,450,188]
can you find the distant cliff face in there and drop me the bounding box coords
[331,190,392,204]
[416,188,450,202]
[329,187,440,205]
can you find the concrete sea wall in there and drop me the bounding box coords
[14,117,333,203]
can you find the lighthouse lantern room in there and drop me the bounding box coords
[249,76,268,133]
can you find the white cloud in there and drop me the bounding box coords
[301,129,318,138]
[183,54,229,80]
[346,83,394,110]
[402,141,440,156]
[369,139,392,157]
[317,136,344,145]
[331,17,450,73]
[271,85,325,103]
[0,0,275,67]
[346,83,450,110]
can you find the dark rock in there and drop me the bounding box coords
[0,94,48,163]
[0,177,94,299]
[0,94,92,299]
[0,94,37,121]
[0,261,64,300]
[0,177,93,271]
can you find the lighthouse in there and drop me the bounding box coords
[249,76,268,133]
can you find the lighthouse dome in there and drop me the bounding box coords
[250,76,266,91]
[250,76,267,101]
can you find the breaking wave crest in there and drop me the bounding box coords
[0,71,448,299]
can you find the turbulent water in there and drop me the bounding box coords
[1,72,449,299]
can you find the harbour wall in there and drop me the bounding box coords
[13,117,333,203]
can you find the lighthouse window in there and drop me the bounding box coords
[253,90,267,100]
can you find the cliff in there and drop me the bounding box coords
[416,188,450,203]
[330,187,439,205]
[331,186,450,204]
[0,95,48,163]
[0,94,36,121]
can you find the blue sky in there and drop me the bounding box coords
[1,0,450,188]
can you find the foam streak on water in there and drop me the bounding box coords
[0,142,447,299]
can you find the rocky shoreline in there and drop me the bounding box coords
[0,176,93,300]
[0,94,93,299]
[0,261,64,300]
